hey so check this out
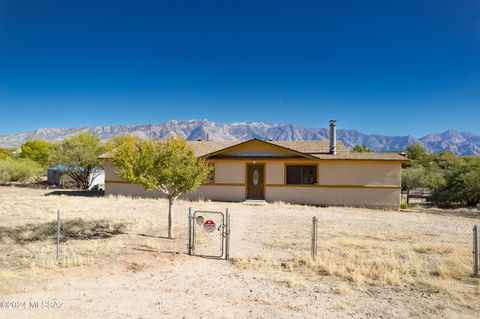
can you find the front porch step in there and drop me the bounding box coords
[242,199,267,205]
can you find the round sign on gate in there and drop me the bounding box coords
[196,216,204,225]
[203,220,216,233]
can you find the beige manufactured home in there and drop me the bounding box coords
[99,121,407,209]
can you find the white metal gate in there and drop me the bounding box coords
[188,208,230,259]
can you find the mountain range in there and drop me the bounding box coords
[0,120,479,155]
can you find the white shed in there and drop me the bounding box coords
[47,165,105,190]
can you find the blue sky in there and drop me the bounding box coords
[0,0,479,136]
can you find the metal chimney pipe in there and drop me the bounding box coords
[329,120,337,155]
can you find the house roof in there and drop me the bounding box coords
[182,140,347,157]
[271,140,346,154]
[197,139,323,159]
[311,152,407,161]
[185,141,241,157]
[97,141,239,159]
[98,138,407,161]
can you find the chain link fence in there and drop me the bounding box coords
[4,202,477,281]
[223,206,479,280]
[229,210,313,260]
[315,217,476,282]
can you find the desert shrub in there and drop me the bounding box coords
[439,157,480,207]
[400,202,408,209]
[0,147,15,160]
[0,158,43,183]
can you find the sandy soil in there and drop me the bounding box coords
[0,186,479,318]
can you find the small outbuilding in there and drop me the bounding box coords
[47,165,105,190]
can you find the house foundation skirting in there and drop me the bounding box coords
[104,181,400,209]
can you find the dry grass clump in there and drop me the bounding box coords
[230,200,475,307]
[0,218,128,285]
[236,244,470,285]
[233,251,478,307]
[334,282,350,294]
[186,197,212,203]
[0,219,126,243]
[126,262,148,273]
[0,236,128,272]
[414,243,455,254]
[27,246,96,269]
[233,231,473,301]
[232,256,306,288]
[270,201,295,207]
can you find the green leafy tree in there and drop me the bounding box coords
[112,137,211,239]
[0,158,43,183]
[404,143,438,168]
[52,132,104,190]
[352,145,371,153]
[401,144,480,207]
[406,144,427,161]
[435,152,457,170]
[20,139,56,168]
[0,148,16,160]
[105,135,138,152]
[440,158,480,207]
[421,168,446,205]
[438,150,456,158]
[401,166,425,204]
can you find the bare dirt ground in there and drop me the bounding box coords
[0,186,479,318]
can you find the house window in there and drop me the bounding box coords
[286,165,317,185]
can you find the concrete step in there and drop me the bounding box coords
[242,199,267,205]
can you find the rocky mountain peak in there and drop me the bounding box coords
[0,120,478,155]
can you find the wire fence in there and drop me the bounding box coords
[229,212,312,260]
[3,203,477,281]
[225,209,479,280]
[315,218,475,281]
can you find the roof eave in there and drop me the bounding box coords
[200,138,318,160]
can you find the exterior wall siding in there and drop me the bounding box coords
[103,159,402,209]
[318,161,401,186]
[189,185,245,201]
[265,186,400,209]
[104,161,123,181]
[214,162,244,183]
[265,162,283,184]
[105,183,245,202]
[105,183,166,198]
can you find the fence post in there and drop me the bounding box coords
[56,209,61,262]
[188,207,192,256]
[474,225,479,277]
[311,216,318,260]
[225,208,230,260]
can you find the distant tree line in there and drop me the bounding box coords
[3,136,479,209]
[401,144,480,208]
[0,133,104,189]
[1,133,213,239]
[352,144,371,153]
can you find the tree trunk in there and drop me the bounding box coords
[406,189,410,205]
[168,197,173,239]
[467,198,479,208]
